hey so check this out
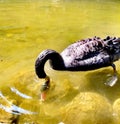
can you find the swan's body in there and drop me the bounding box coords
[35,36,120,77]
[35,36,120,99]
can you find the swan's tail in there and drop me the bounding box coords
[104,36,120,61]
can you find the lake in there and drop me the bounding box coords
[0,0,120,123]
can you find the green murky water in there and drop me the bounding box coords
[0,0,120,123]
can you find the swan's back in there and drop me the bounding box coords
[61,36,120,71]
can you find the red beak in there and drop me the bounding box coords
[40,92,46,101]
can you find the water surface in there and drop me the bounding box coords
[0,0,120,123]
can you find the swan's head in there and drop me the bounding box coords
[40,76,50,101]
[35,49,65,101]
[35,50,51,101]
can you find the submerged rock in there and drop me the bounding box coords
[62,92,113,124]
[113,98,120,124]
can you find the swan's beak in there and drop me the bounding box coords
[40,91,46,101]
[40,76,50,101]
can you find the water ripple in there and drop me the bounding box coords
[10,87,32,99]
[0,91,37,115]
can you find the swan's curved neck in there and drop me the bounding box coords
[35,49,65,78]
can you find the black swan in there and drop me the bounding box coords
[35,36,120,100]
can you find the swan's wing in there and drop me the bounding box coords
[63,51,112,71]
[61,38,106,69]
[61,38,105,60]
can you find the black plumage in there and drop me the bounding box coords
[35,36,120,92]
